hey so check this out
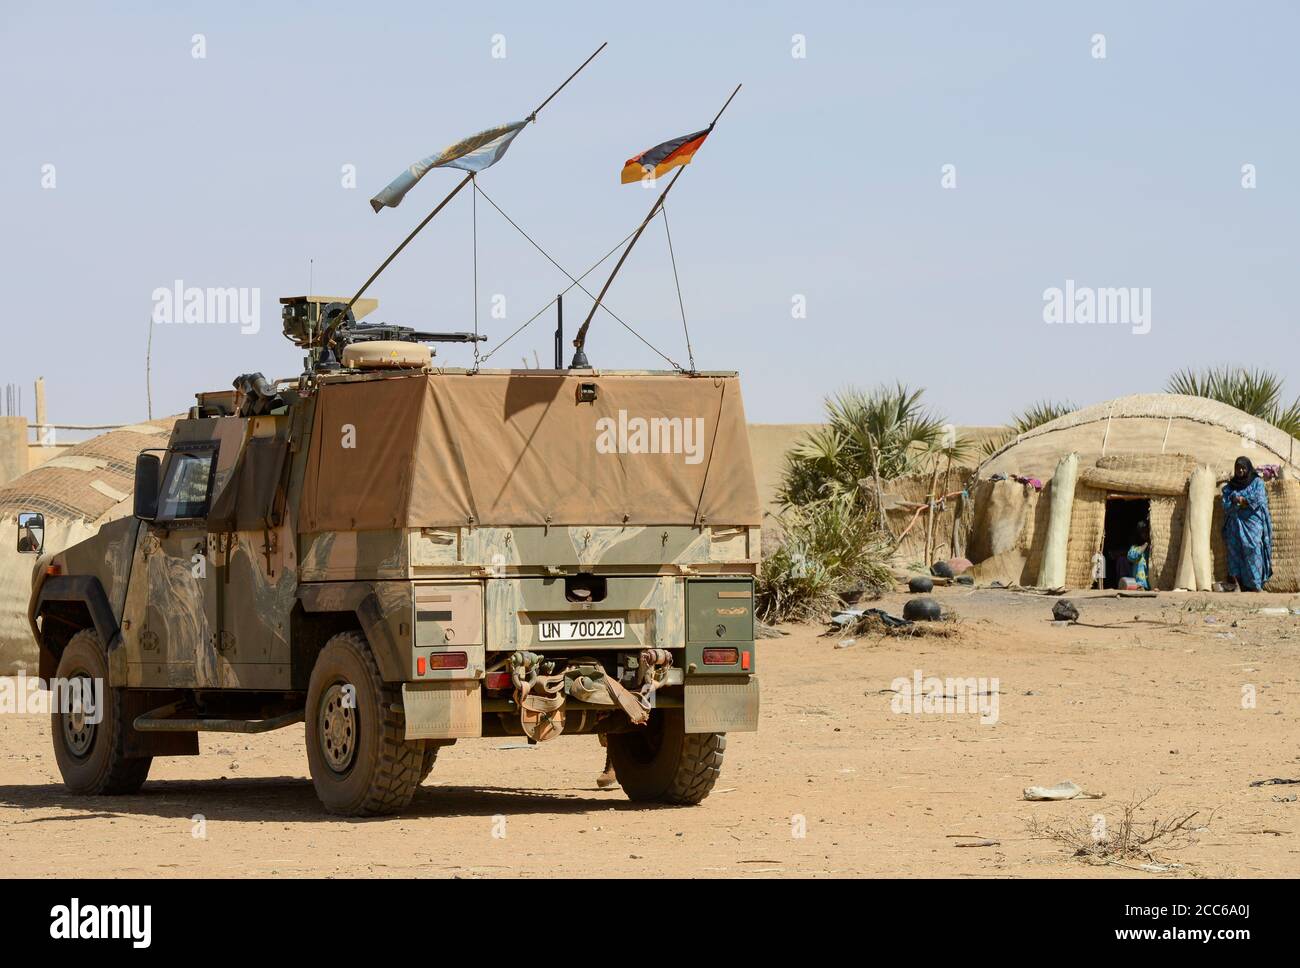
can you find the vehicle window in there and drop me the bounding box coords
[17,512,44,554]
[157,449,216,520]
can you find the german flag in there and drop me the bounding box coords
[620,128,711,184]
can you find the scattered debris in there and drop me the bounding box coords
[831,607,958,638]
[831,607,905,629]
[1249,777,1300,787]
[755,620,786,639]
[953,839,1000,848]
[834,638,856,650]
[1023,780,1105,801]
[903,597,943,622]
[1052,599,1079,623]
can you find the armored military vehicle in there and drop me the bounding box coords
[27,296,761,815]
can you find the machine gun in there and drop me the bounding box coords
[280,295,486,375]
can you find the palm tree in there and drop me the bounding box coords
[777,383,956,525]
[1167,366,1300,438]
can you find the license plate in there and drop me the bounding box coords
[537,618,625,642]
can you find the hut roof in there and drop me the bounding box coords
[0,421,174,523]
[978,394,1300,481]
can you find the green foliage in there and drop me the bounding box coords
[756,493,895,624]
[1167,366,1300,437]
[777,383,951,508]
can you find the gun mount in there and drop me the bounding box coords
[280,295,486,375]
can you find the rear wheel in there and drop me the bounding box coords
[305,631,426,815]
[418,744,439,783]
[51,629,152,795]
[607,710,724,805]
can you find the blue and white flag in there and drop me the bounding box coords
[369,120,528,212]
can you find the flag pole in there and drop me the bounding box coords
[343,171,474,317]
[333,43,609,338]
[570,83,741,369]
[569,167,684,368]
[528,41,607,122]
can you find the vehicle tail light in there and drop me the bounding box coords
[426,652,467,670]
[416,656,427,676]
[485,671,512,690]
[702,648,738,665]
[741,651,751,671]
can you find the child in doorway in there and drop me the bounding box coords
[1126,520,1151,590]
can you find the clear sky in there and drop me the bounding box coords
[2,1,1297,429]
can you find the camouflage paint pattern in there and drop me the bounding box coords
[33,370,762,737]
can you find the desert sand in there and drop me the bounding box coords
[1,586,1297,878]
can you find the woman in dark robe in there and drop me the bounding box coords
[1221,456,1273,591]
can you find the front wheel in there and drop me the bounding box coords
[607,710,725,805]
[51,629,152,795]
[305,632,426,816]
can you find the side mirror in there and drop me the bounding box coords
[134,453,161,521]
[17,512,44,554]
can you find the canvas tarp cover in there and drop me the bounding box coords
[300,372,760,531]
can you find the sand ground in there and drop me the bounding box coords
[1,586,1298,878]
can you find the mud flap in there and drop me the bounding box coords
[121,690,199,757]
[684,675,759,733]
[402,681,482,740]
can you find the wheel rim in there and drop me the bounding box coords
[318,683,357,773]
[61,672,96,758]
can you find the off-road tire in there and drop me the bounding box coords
[418,744,439,784]
[607,710,724,805]
[51,629,152,795]
[305,631,426,816]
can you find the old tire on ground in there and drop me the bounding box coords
[305,631,426,816]
[51,628,152,795]
[607,710,724,805]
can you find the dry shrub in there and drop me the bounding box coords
[1024,791,1213,866]
[839,611,960,639]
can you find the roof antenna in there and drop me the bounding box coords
[570,83,741,369]
[325,44,608,357]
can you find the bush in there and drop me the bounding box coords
[756,494,894,624]
[777,384,948,510]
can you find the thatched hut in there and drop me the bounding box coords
[966,394,1300,591]
[0,421,172,673]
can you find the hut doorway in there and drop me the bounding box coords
[1101,496,1150,588]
